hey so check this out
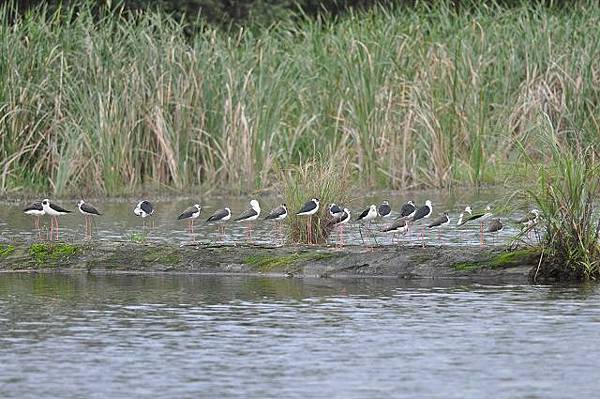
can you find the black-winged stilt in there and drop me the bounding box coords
[458,205,492,244]
[485,218,503,245]
[328,203,343,218]
[458,205,492,225]
[23,202,44,233]
[77,200,102,239]
[378,200,392,219]
[177,204,202,235]
[264,203,288,244]
[206,207,231,236]
[264,203,288,221]
[296,198,320,244]
[381,218,409,244]
[330,207,350,246]
[356,204,378,245]
[357,204,378,223]
[412,200,433,222]
[235,200,261,241]
[427,212,450,241]
[399,200,416,219]
[134,200,154,230]
[41,199,71,240]
[411,200,433,246]
[457,206,472,225]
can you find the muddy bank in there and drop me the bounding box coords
[0,241,543,283]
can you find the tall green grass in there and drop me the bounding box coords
[526,127,600,281]
[282,159,351,244]
[0,2,599,195]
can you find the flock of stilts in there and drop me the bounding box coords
[21,198,542,245]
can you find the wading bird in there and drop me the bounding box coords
[41,199,71,241]
[264,203,288,222]
[378,200,392,219]
[458,205,492,245]
[134,200,154,229]
[356,204,378,245]
[427,212,450,240]
[206,207,231,236]
[381,218,409,244]
[328,203,343,219]
[23,202,44,234]
[412,200,433,246]
[235,200,261,241]
[296,198,320,244]
[518,209,540,240]
[264,203,288,244]
[399,200,416,219]
[177,204,202,235]
[485,218,503,245]
[330,207,350,246]
[457,206,472,225]
[77,200,102,239]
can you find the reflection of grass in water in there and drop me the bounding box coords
[31,274,76,297]
[235,277,310,300]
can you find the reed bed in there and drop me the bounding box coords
[0,2,599,195]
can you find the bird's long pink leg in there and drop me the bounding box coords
[279,223,284,245]
[480,222,484,247]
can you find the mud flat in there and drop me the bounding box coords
[0,241,548,284]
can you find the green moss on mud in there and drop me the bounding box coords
[489,249,540,267]
[452,249,540,272]
[452,261,481,272]
[28,243,79,266]
[0,244,15,257]
[244,252,334,272]
[142,248,180,265]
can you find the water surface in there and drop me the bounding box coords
[0,274,598,398]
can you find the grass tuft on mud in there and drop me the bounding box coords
[0,244,15,257]
[524,134,600,282]
[28,243,79,266]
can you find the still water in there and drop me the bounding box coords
[0,189,524,247]
[1,274,598,398]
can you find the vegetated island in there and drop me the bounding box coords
[0,241,547,284]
